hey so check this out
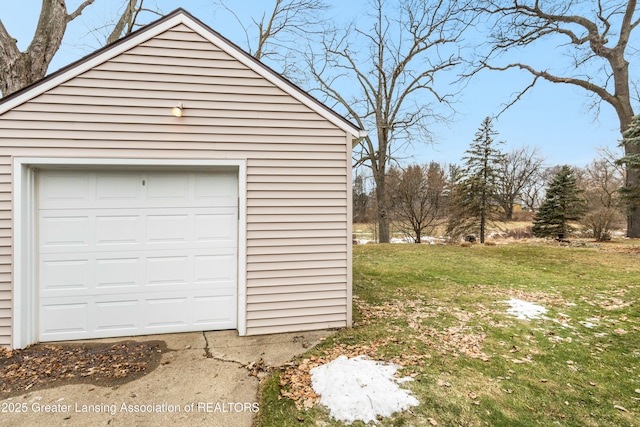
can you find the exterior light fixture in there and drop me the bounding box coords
[172,103,184,117]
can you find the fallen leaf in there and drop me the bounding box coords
[614,405,628,412]
[428,417,438,426]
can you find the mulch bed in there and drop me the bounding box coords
[0,340,166,398]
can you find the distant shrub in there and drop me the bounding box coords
[504,227,533,239]
[580,207,625,242]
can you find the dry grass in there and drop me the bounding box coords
[257,241,640,427]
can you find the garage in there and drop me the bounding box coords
[1,9,363,349]
[37,169,238,341]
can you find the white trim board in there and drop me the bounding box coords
[12,157,248,349]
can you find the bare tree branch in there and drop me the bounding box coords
[0,0,158,97]
[67,0,96,22]
[471,0,640,236]
[212,0,328,81]
[310,0,470,242]
[1,0,95,96]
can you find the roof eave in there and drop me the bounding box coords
[0,8,362,139]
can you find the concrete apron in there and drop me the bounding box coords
[0,330,332,427]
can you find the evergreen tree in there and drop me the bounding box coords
[447,117,504,243]
[617,114,640,217]
[353,173,371,223]
[532,165,587,238]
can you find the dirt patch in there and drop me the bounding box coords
[0,340,167,398]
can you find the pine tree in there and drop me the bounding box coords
[617,114,640,212]
[532,165,587,238]
[447,117,504,243]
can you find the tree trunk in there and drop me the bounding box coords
[503,203,514,221]
[0,0,95,97]
[626,162,640,237]
[374,173,390,243]
[616,100,639,238]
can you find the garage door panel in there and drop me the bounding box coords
[195,173,238,200]
[41,210,237,254]
[95,173,142,202]
[96,215,142,246]
[146,256,189,286]
[38,169,238,342]
[95,258,141,288]
[39,173,90,206]
[94,300,140,331]
[40,216,91,249]
[40,302,89,337]
[145,297,189,327]
[147,214,190,243]
[41,250,236,293]
[40,259,90,291]
[39,171,239,209]
[194,295,236,325]
[195,213,237,243]
[195,254,236,283]
[146,173,190,202]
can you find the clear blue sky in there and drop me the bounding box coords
[1,0,631,168]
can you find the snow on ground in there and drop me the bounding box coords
[310,355,419,425]
[506,298,548,320]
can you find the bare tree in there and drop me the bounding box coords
[496,146,545,220]
[106,0,161,44]
[520,169,546,211]
[0,0,95,97]
[212,0,328,79]
[472,0,640,237]
[392,163,448,243]
[580,157,626,240]
[309,0,471,242]
[0,1,160,98]
[353,172,374,224]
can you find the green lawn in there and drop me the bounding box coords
[257,242,640,426]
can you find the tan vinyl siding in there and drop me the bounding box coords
[0,156,10,338]
[0,22,352,344]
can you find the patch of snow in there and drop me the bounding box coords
[506,298,548,320]
[390,237,413,243]
[423,236,445,244]
[580,318,601,328]
[310,355,419,425]
[552,313,574,328]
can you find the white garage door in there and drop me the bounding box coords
[37,169,238,342]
